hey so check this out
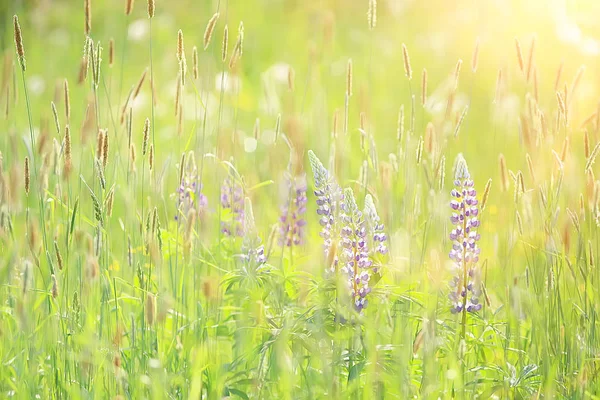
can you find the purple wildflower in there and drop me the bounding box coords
[364,194,388,274]
[221,177,244,236]
[279,174,308,247]
[309,151,387,312]
[308,150,343,268]
[174,152,207,221]
[449,155,482,314]
[339,188,370,312]
[339,189,388,312]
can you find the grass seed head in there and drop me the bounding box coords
[526,153,536,183]
[51,101,60,134]
[499,153,509,192]
[516,210,523,235]
[471,37,480,72]
[102,130,109,168]
[526,36,535,82]
[13,16,26,71]
[24,157,30,195]
[402,44,412,80]
[142,118,150,155]
[494,69,502,103]
[84,0,91,35]
[238,21,244,55]
[130,144,137,172]
[288,65,295,92]
[64,79,70,120]
[585,140,600,172]
[109,38,114,67]
[454,59,462,88]
[481,178,492,210]
[222,25,228,62]
[585,130,590,159]
[438,155,445,190]
[554,60,563,92]
[105,186,114,216]
[192,46,198,80]
[415,136,423,165]
[425,122,435,154]
[51,274,58,298]
[147,0,155,18]
[368,0,377,30]
[126,0,134,15]
[96,129,104,160]
[560,136,569,163]
[133,68,148,100]
[204,13,220,50]
[178,152,185,184]
[54,241,64,270]
[514,37,524,73]
[64,125,72,178]
[177,29,184,61]
[397,105,404,142]
[346,59,353,97]
[148,144,154,171]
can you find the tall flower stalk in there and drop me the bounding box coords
[339,189,387,312]
[308,150,343,268]
[364,194,388,266]
[309,150,387,312]
[339,188,370,311]
[448,155,482,333]
[278,174,307,247]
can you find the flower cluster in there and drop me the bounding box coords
[279,174,308,247]
[449,155,482,313]
[174,152,207,221]
[308,150,343,267]
[309,151,387,312]
[339,188,372,311]
[339,189,388,312]
[220,177,244,236]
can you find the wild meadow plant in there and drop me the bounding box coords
[309,150,388,312]
[309,150,343,268]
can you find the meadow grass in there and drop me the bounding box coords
[2,1,600,398]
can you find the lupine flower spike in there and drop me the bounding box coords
[339,189,388,312]
[339,188,370,311]
[364,194,388,268]
[308,150,343,268]
[449,154,482,314]
[221,176,244,236]
[279,174,308,247]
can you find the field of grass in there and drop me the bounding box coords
[3,0,600,398]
